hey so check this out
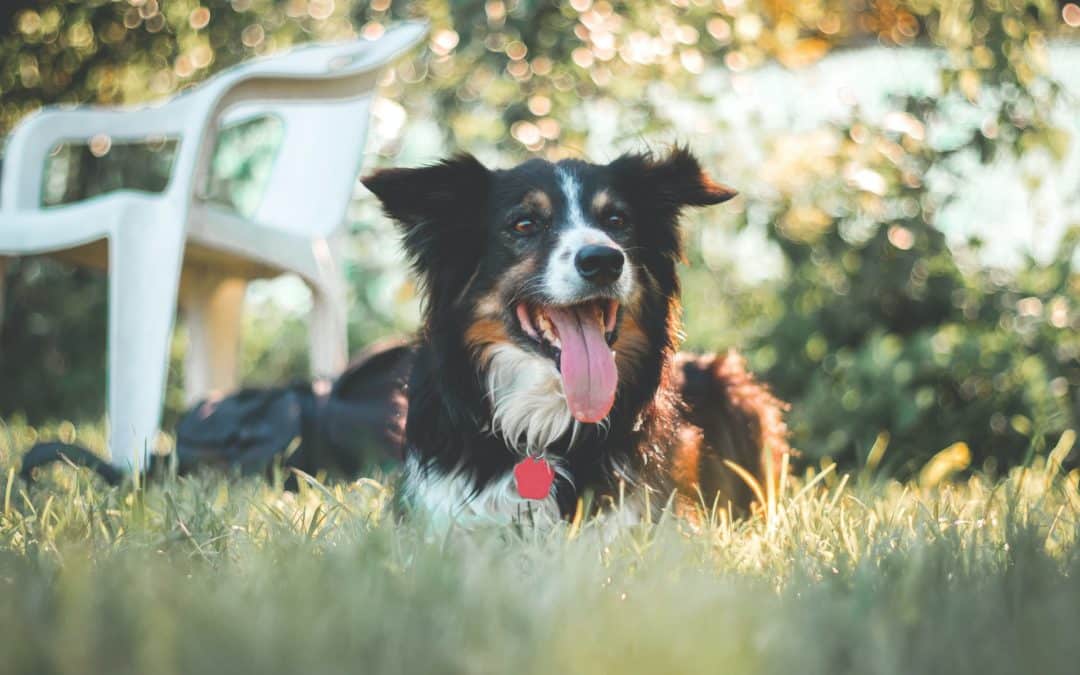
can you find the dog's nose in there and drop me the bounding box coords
[575,245,625,286]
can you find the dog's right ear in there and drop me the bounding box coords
[362,155,492,279]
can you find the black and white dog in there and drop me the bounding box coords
[363,148,788,527]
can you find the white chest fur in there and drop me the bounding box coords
[484,343,578,454]
[403,342,611,528]
[402,455,565,530]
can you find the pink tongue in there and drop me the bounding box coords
[545,304,618,424]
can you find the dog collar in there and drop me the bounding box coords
[513,456,555,500]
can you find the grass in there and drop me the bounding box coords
[2,420,1079,675]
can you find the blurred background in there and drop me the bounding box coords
[0,0,1077,478]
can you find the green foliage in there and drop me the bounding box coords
[767,234,1079,473]
[733,83,1078,472]
[0,259,107,422]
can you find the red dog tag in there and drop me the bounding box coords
[513,457,555,500]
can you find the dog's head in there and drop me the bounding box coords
[363,148,734,431]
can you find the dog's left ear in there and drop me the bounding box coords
[609,146,736,211]
[608,147,735,260]
[362,154,492,287]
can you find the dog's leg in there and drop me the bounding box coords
[674,350,790,515]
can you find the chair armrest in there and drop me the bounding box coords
[1,95,205,211]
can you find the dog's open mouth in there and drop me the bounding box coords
[515,299,619,423]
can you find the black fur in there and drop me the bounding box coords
[363,148,785,518]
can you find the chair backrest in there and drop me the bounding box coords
[191,22,427,237]
[0,21,425,231]
[229,27,425,79]
[215,97,373,237]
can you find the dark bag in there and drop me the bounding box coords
[19,341,414,487]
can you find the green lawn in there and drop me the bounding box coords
[1,423,1078,675]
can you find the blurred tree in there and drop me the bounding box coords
[744,103,1078,473]
[0,0,1076,475]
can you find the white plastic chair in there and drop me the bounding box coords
[0,21,428,471]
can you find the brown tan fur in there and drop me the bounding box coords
[672,350,790,514]
[467,258,538,368]
[613,313,651,385]
[590,189,613,213]
[522,189,553,214]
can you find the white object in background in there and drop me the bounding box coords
[0,21,428,471]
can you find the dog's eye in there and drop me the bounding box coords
[607,214,628,229]
[511,218,539,235]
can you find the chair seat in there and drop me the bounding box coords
[187,201,330,284]
[0,194,322,288]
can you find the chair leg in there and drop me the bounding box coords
[0,257,7,330]
[180,274,246,406]
[107,220,185,471]
[308,275,348,378]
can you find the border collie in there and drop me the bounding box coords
[363,148,788,528]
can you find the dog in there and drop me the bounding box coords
[362,148,789,528]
